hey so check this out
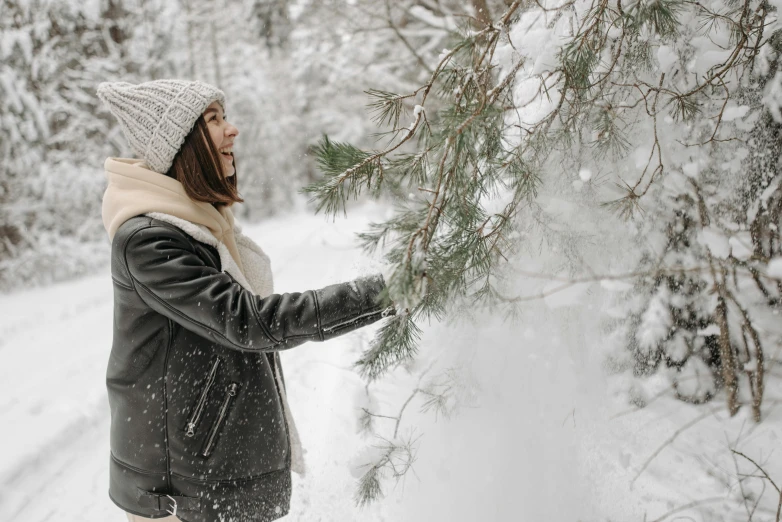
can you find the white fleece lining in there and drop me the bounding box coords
[144,212,306,476]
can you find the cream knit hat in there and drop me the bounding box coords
[97,79,226,174]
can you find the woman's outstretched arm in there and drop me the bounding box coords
[118,220,393,352]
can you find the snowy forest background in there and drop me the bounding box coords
[3,0,782,520]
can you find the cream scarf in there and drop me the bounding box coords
[102,157,305,475]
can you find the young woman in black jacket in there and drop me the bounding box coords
[97,79,393,522]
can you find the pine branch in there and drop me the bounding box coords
[354,366,435,506]
[366,89,409,130]
[731,450,780,494]
[354,310,422,381]
[301,135,378,216]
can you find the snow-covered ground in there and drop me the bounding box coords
[1,202,780,521]
[0,203,403,522]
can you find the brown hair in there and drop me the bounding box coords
[165,115,244,207]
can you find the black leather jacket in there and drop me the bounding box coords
[107,216,391,521]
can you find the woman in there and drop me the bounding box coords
[97,79,394,522]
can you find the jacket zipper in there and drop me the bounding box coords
[185,357,221,437]
[201,382,239,458]
[322,309,384,333]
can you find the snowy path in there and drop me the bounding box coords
[4,203,780,521]
[0,204,398,522]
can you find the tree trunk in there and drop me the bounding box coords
[182,0,197,78]
[716,295,740,416]
[209,13,223,86]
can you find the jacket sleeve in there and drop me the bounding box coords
[122,223,393,352]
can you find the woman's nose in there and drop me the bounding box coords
[227,123,239,138]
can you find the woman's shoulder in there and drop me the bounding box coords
[113,215,191,251]
[110,216,197,284]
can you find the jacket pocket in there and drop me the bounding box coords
[184,356,221,437]
[201,382,239,458]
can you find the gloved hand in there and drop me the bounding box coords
[355,263,401,316]
[375,271,398,317]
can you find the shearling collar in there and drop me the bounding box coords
[102,157,245,274]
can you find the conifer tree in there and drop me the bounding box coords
[302,0,782,503]
[0,0,144,289]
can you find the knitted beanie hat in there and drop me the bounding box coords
[97,79,226,174]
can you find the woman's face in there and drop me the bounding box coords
[203,101,239,177]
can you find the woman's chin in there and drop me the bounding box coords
[220,154,235,177]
